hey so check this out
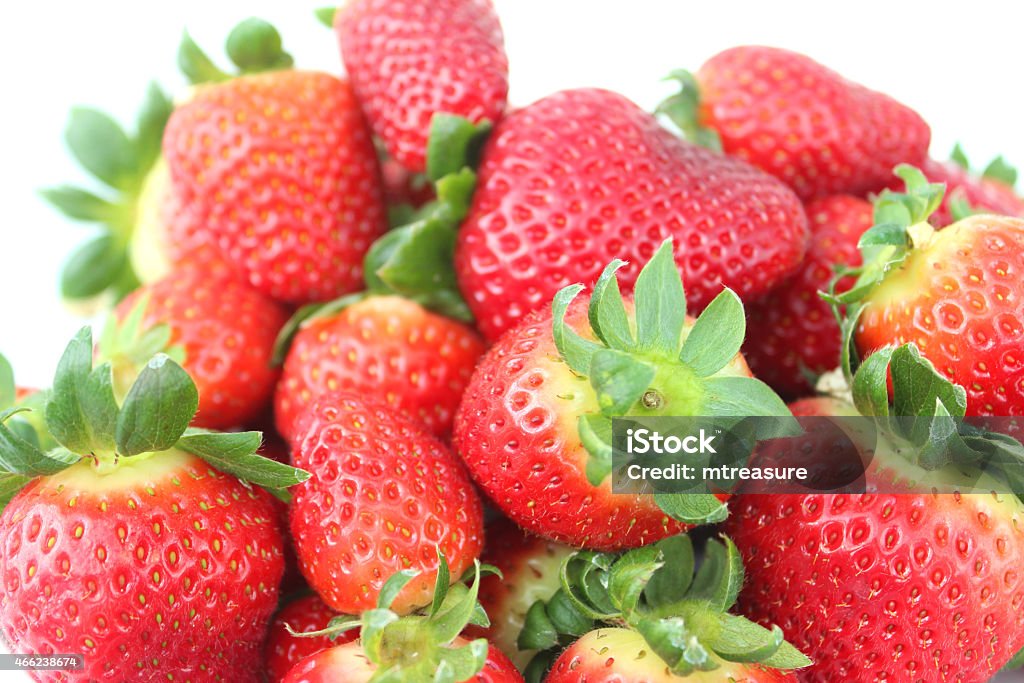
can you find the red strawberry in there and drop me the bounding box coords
[743,195,873,397]
[916,155,1024,227]
[289,392,483,614]
[454,241,792,549]
[851,169,1024,418]
[0,328,309,681]
[455,88,808,341]
[265,594,348,683]
[725,397,1024,682]
[275,295,484,442]
[284,637,522,683]
[525,535,809,682]
[162,69,386,305]
[466,517,575,669]
[105,266,288,430]
[663,46,930,200]
[335,0,509,173]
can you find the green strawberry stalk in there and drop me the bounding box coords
[518,534,811,682]
[177,17,295,85]
[41,84,172,306]
[287,555,507,682]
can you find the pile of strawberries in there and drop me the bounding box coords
[5,2,1024,682]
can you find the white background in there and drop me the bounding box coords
[0,1,1023,679]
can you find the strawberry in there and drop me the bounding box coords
[743,195,873,398]
[41,84,173,305]
[914,148,1024,227]
[454,241,792,550]
[334,0,509,173]
[843,166,1024,418]
[660,46,931,201]
[725,390,1024,682]
[466,517,576,670]
[0,328,309,680]
[283,555,521,682]
[102,265,288,430]
[289,391,484,615]
[274,295,484,442]
[265,594,348,683]
[523,535,809,682]
[454,88,808,341]
[162,23,387,305]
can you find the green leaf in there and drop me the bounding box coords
[552,284,602,376]
[226,17,294,73]
[432,639,488,683]
[588,259,634,351]
[178,31,231,85]
[176,429,310,489]
[80,363,120,453]
[65,107,137,190]
[851,346,894,419]
[654,493,728,525]
[560,551,618,621]
[545,588,594,636]
[360,608,400,666]
[889,344,966,419]
[589,349,655,416]
[679,288,744,377]
[375,568,418,610]
[0,354,14,410]
[430,552,452,617]
[315,6,337,28]
[577,414,613,486]
[60,235,129,300]
[0,409,78,476]
[857,223,910,249]
[115,354,198,456]
[983,156,1018,188]
[1003,646,1024,672]
[272,293,365,366]
[644,535,695,608]
[45,327,98,454]
[136,83,173,173]
[709,614,786,664]
[632,616,712,675]
[518,601,558,651]
[687,537,743,612]
[523,650,559,683]
[39,185,115,222]
[432,560,484,643]
[762,639,814,670]
[633,239,686,359]
[701,376,793,418]
[0,472,31,511]
[950,143,970,170]
[425,115,492,182]
[656,70,722,151]
[608,545,663,616]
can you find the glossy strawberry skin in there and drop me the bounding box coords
[0,451,285,682]
[856,216,1024,417]
[743,195,872,397]
[696,46,931,201]
[917,158,1024,227]
[162,71,387,305]
[282,637,523,682]
[115,267,289,430]
[265,594,348,683]
[335,0,508,173]
[289,392,483,615]
[455,88,808,341]
[274,296,485,442]
[453,301,734,550]
[724,398,1024,682]
[545,628,796,683]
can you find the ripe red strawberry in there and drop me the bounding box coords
[162,69,387,305]
[455,88,808,341]
[465,517,575,670]
[725,397,1024,682]
[335,0,509,173]
[106,266,288,430]
[289,391,483,614]
[275,295,484,442]
[743,195,873,398]
[0,328,309,681]
[284,637,522,683]
[664,46,930,200]
[851,169,1024,417]
[454,241,792,550]
[265,594,348,683]
[525,535,809,682]
[916,156,1024,227]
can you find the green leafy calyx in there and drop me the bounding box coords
[178,17,293,85]
[551,240,791,522]
[656,70,722,151]
[519,534,811,677]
